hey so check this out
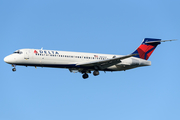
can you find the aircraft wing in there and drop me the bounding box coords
[76,54,136,70]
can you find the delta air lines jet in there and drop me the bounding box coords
[4,38,175,79]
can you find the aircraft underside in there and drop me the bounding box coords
[11,63,140,79]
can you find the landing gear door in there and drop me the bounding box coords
[24,50,29,60]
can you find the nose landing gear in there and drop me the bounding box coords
[12,68,16,71]
[12,64,16,72]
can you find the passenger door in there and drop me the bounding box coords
[24,50,29,60]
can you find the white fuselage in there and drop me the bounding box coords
[4,49,151,72]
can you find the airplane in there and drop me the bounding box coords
[4,38,175,79]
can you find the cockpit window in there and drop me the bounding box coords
[13,50,23,54]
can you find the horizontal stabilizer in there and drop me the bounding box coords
[145,39,177,44]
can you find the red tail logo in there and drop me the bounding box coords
[132,38,161,60]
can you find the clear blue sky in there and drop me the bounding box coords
[1,0,180,120]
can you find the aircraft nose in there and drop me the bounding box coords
[4,56,10,63]
[4,55,14,63]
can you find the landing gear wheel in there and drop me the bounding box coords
[82,73,89,79]
[93,71,99,76]
[12,68,16,72]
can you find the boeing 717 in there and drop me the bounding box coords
[4,38,175,79]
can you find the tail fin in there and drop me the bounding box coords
[132,38,161,60]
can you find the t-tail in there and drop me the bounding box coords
[132,38,176,60]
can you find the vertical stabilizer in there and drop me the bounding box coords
[132,38,161,60]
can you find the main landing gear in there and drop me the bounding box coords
[12,64,16,72]
[82,73,89,79]
[82,70,100,79]
[93,70,99,76]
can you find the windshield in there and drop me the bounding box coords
[13,50,23,54]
